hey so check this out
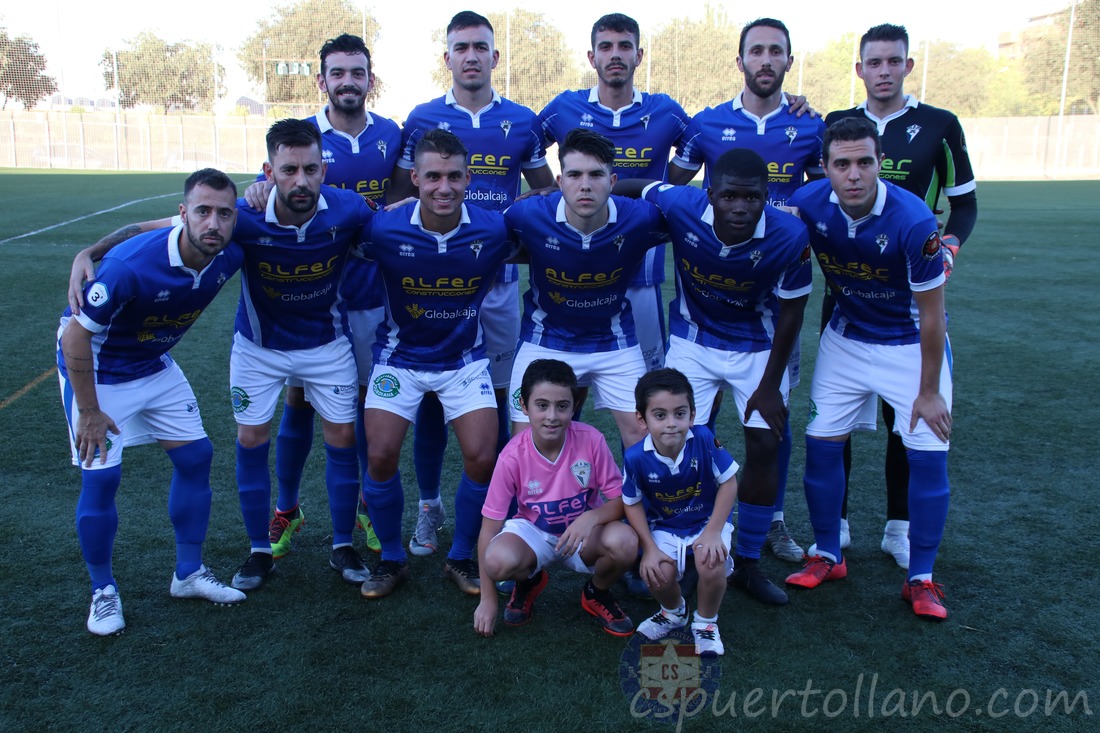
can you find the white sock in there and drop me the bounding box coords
[884,519,909,537]
[693,611,717,624]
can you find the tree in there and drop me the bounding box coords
[798,34,862,116]
[429,10,583,112]
[645,9,741,115]
[239,0,382,108]
[102,32,222,113]
[0,28,58,110]
[1022,0,1100,115]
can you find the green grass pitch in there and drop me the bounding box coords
[0,170,1096,732]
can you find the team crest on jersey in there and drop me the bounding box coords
[684,232,700,248]
[816,222,828,236]
[690,458,699,470]
[406,303,427,319]
[155,289,171,302]
[328,226,340,241]
[373,373,400,398]
[749,250,763,267]
[217,272,227,285]
[257,237,274,246]
[544,236,560,250]
[640,114,651,130]
[470,240,483,259]
[922,231,943,261]
[86,282,110,308]
[721,127,737,142]
[500,120,512,138]
[230,386,251,414]
[436,122,451,131]
[876,234,890,253]
[527,480,544,496]
[580,113,595,128]
[376,139,388,157]
[613,235,625,252]
[322,148,335,163]
[785,126,798,145]
[399,243,415,257]
[570,460,592,488]
[906,124,921,142]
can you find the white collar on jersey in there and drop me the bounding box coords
[445,88,503,115]
[317,105,375,135]
[856,94,919,126]
[641,430,696,473]
[829,178,889,220]
[731,90,792,120]
[586,86,643,111]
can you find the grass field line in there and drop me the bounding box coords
[0,367,56,410]
[0,191,182,245]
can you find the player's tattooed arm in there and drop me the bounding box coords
[68,218,172,313]
[61,320,119,466]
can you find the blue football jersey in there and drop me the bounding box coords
[361,203,514,371]
[504,193,668,352]
[788,178,945,345]
[622,425,739,537]
[232,188,373,351]
[399,90,546,285]
[60,226,243,385]
[674,92,825,206]
[540,87,691,288]
[644,183,812,352]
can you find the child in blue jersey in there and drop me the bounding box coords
[623,369,739,657]
[59,169,246,635]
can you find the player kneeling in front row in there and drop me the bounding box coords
[474,360,637,637]
[623,369,739,657]
[59,169,246,635]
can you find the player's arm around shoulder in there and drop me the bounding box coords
[69,218,173,313]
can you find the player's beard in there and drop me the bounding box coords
[184,223,226,258]
[329,86,366,114]
[281,186,318,214]
[744,67,786,99]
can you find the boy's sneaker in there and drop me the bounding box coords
[881,533,910,569]
[581,582,634,637]
[330,546,371,585]
[728,559,789,606]
[268,506,304,559]
[171,566,246,604]
[902,579,948,620]
[360,559,409,599]
[355,499,381,553]
[503,569,549,626]
[443,558,481,596]
[231,552,275,591]
[409,501,447,556]
[636,606,689,641]
[765,520,804,562]
[691,622,725,657]
[87,585,125,636]
[785,554,847,589]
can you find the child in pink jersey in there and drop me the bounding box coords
[474,359,638,637]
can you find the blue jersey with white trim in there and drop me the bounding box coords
[645,184,812,352]
[232,188,373,351]
[399,91,546,285]
[361,203,513,371]
[674,92,824,206]
[504,193,667,352]
[59,226,243,385]
[622,426,739,538]
[540,88,690,288]
[788,178,945,345]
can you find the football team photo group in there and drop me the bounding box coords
[58,10,977,664]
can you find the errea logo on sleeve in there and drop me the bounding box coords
[87,282,110,308]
